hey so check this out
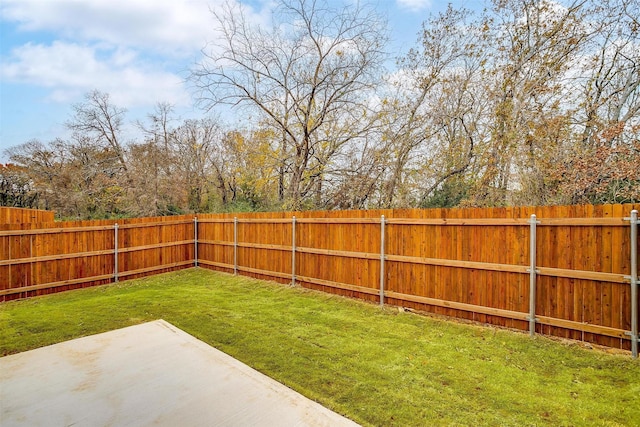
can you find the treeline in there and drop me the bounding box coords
[2,0,638,219]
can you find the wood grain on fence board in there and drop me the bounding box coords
[0,207,55,224]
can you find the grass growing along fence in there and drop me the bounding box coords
[1,269,638,427]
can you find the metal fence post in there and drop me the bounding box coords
[380,215,385,307]
[292,216,296,287]
[233,217,238,275]
[29,235,33,300]
[625,210,638,358]
[194,217,198,267]
[528,214,539,336]
[114,223,119,283]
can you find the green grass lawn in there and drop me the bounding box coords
[1,268,638,426]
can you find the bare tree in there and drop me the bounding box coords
[6,139,68,213]
[190,0,387,209]
[66,90,130,182]
[461,0,591,206]
[5,137,125,218]
[380,6,487,207]
[172,118,227,211]
[0,163,39,208]
[578,0,640,148]
[133,103,179,216]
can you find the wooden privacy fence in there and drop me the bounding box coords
[0,215,195,300]
[195,205,639,356]
[1,204,639,355]
[0,207,54,224]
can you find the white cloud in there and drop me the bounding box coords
[0,0,275,109]
[0,0,242,56]
[396,0,432,11]
[1,41,188,107]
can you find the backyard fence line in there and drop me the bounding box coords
[195,206,639,355]
[1,204,639,355]
[0,215,195,298]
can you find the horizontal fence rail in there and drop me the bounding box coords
[1,204,639,356]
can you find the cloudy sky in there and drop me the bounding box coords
[0,0,459,160]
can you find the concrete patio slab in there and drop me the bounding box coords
[0,320,359,426]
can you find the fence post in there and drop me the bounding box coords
[380,215,385,307]
[625,210,638,358]
[528,214,539,336]
[114,223,119,283]
[29,235,33,300]
[234,217,238,275]
[194,216,198,267]
[292,216,296,287]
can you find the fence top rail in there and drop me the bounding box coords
[296,218,381,224]
[0,215,632,237]
[386,217,630,226]
[386,218,530,226]
[237,218,292,224]
[539,217,629,226]
[198,218,293,224]
[0,225,114,237]
[197,216,630,226]
[0,219,194,236]
[117,219,194,229]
